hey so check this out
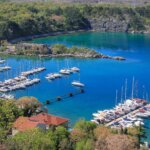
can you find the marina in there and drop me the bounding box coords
[0,32,150,141]
[92,98,150,128]
[0,59,84,99]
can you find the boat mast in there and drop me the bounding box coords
[124,78,127,100]
[146,93,149,101]
[131,76,135,99]
[121,86,123,104]
[142,85,145,99]
[78,72,81,81]
[135,80,138,98]
[116,89,118,105]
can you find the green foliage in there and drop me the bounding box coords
[51,44,99,56]
[0,99,23,143]
[0,99,22,130]
[4,117,143,150]
[127,126,146,147]
[7,129,56,150]
[74,119,97,137]
[75,139,94,150]
[6,127,72,150]
[16,96,41,116]
[0,2,149,40]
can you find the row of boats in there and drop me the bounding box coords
[45,67,85,87]
[21,67,46,76]
[0,64,45,99]
[92,98,149,128]
[0,75,40,92]
[45,67,80,80]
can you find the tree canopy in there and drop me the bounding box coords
[0,2,149,40]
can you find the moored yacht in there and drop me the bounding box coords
[0,59,5,64]
[45,74,55,80]
[71,81,85,87]
[60,69,70,75]
[71,67,80,72]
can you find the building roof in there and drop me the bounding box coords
[29,113,68,126]
[13,113,68,132]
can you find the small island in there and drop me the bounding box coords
[0,42,126,61]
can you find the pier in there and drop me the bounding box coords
[43,89,85,105]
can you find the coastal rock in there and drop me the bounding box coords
[4,43,126,61]
[89,17,129,32]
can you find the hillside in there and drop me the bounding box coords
[1,0,150,6]
[0,2,150,40]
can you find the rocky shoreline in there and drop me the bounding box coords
[9,29,150,44]
[1,43,126,61]
[9,30,88,44]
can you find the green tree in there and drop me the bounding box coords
[6,129,56,150]
[0,99,22,143]
[16,96,41,116]
[75,139,94,150]
[74,119,97,138]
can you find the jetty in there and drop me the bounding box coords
[43,89,85,105]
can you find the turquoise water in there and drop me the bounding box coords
[0,32,150,139]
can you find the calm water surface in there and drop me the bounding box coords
[0,32,150,140]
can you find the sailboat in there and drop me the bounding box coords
[71,72,85,87]
[0,59,5,64]
[71,81,85,87]
[70,67,80,72]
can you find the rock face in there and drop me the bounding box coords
[89,18,129,32]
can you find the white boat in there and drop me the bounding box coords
[3,66,11,70]
[0,60,5,64]
[71,81,85,87]
[134,121,144,126]
[0,66,11,71]
[136,113,149,118]
[71,67,80,72]
[53,73,62,78]
[93,113,100,117]
[45,74,55,80]
[60,69,70,75]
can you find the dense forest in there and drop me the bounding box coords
[0,0,150,6]
[0,2,150,40]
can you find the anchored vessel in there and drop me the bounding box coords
[71,81,85,87]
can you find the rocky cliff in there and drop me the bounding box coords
[89,17,129,32]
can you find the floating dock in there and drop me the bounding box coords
[43,89,85,105]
